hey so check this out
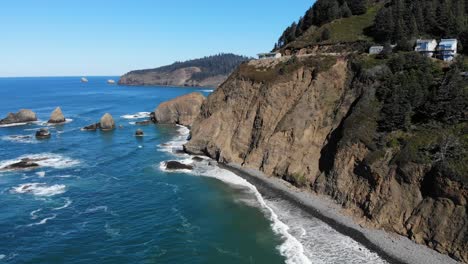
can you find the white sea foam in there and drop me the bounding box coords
[0,254,5,260]
[199,89,214,93]
[0,122,29,128]
[1,135,37,144]
[157,125,190,155]
[53,198,72,210]
[42,118,74,126]
[30,208,42,219]
[0,153,80,171]
[36,171,46,178]
[121,112,151,119]
[27,214,56,227]
[11,183,66,197]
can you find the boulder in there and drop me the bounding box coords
[154,92,205,127]
[48,107,66,124]
[0,109,37,125]
[165,161,193,170]
[35,128,51,139]
[100,113,115,131]
[135,129,144,137]
[192,156,204,162]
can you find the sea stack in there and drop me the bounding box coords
[0,109,37,125]
[48,107,66,124]
[100,113,115,131]
[35,128,51,139]
[154,92,205,127]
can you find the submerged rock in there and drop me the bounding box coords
[135,129,144,137]
[1,158,47,171]
[192,156,204,162]
[100,113,115,131]
[0,109,37,125]
[35,128,51,139]
[82,123,100,131]
[136,120,152,125]
[48,107,66,124]
[165,161,193,171]
[153,92,205,127]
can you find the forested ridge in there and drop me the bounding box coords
[276,0,468,54]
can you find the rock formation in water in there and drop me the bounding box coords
[48,107,66,124]
[184,54,467,262]
[100,113,115,131]
[0,158,48,171]
[35,128,51,139]
[154,92,205,127]
[119,54,249,88]
[135,129,144,137]
[165,161,193,171]
[0,109,37,125]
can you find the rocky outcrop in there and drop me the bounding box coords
[48,107,66,124]
[0,158,47,171]
[82,123,100,131]
[164,161,193,171]
[154,92,205,127]
[35,128,51,139]
[135,129,144,137]
[99,113,115,131]
[184,55,467,262]
[0,109,37,125]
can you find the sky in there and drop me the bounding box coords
[0,0,313,77]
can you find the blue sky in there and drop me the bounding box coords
[0,0,313,77]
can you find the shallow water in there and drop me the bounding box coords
[0,77,387,264]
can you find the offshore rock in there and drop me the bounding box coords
[0,109,37,125]
[154,92,205,126]
[100,113,115,131]
[48,107,66,124]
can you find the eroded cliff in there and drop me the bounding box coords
[184,54,467,262]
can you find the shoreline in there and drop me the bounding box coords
[217,162,459,264]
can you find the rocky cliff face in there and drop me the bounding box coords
[184,55,467,262]
[154,92,205,127]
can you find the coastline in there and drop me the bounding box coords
[217,162,460,264]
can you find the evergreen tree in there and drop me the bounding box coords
[346,0,367,15]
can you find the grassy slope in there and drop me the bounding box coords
[286,4,382,50]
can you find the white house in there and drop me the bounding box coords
[369,46,384,55]
[438,39,458,61]
[258,52,282,60]
[415,39,438,57]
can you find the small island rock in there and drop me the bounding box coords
[82,123,100,131]
[100,113,115,131]
[1,158,48,171]
[135,129,144,137]
[0,109,37,125]
[48,107,66,124]
[35,128,51,139]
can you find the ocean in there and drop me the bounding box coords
[0,77,387,264]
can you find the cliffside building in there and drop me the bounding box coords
[415,39,437,57]
[438,39,458,61]
[369,46,384,55]
[258,52,282,60]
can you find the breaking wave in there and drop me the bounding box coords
[0,153,80,171]
[121,112,151,119]
[11,183,66,197]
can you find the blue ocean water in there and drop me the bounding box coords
[0,77,388,264]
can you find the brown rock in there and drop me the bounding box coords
[48,107,66,124]
[165,161,193,170]
[154,92,205,127]
[135,129,144,137]
[82,123,100,131]
[0,109,37,125]
[35,128,51,139]
[100,113,115,131]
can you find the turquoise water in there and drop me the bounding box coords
[0,77,388,264]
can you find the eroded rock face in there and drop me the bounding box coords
[0,109,37,125]
[184,56,467,262]
[154,92,205,127]
[48,107,66,124]
[100,113,115,131]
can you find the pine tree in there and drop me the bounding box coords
[346,0,367,15]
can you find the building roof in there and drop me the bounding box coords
[416,39,437,43]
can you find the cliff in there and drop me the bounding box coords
[184,54,467,262]
[119,54,249,88]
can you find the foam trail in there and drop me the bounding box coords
[27,214,57,227]
[84,206,108,214]
[53,198,72,210]
[30,208,42,219]
[0,122,28,128]
[36,171,45,178]
[1,135,36,144]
